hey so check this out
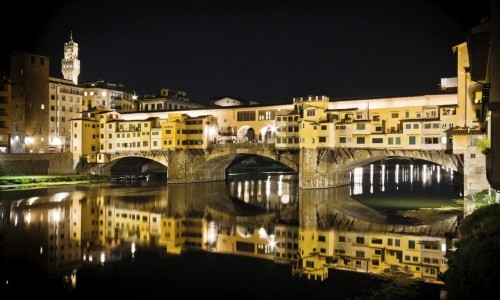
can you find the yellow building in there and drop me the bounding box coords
[296,228,448,281]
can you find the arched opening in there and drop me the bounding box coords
[348,158,463,223]
[237,126,256,143]
[226,155,296,176]
[109,157,167,181]
[258,125,276,143]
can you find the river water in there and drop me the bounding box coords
[0,160,462,297]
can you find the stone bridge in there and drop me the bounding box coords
[99,144,475,191]
[300,148,465,189]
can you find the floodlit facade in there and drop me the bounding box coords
[9,35,84,154]
[0,73,11,153]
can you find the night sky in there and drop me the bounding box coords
[2,0,490,104]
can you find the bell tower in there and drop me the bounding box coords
[61,32,80,84]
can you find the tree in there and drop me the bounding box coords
[444,204,500,299]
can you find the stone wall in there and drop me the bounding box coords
[0,153,73,176]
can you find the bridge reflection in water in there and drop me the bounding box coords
[0,161,462,292]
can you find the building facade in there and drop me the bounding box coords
[138,88,206,112]
[0,73,11,153]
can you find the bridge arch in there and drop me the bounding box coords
[301,148,464,189]
[101,151,170,176]
[191,153,297,182]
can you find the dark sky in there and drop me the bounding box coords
[2,0,490,104]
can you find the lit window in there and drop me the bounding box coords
[102,91,107,97]
[41,104,45,109]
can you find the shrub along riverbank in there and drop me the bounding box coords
[0,174,109,190]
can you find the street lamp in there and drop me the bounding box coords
[25,136,33,153]
[54,137,62,153]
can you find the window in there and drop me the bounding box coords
[424,137,439,144]
[375,126,382,131]
[356,137,365,144]
[355,251,364,258]
[405,255,411,261]
[372,238,383,244]
[321,125,327,130]
[413,123,419,129]
[258,110,274,120]
[372,138,383,144]
[372,259,379,266]
[388,238,393,246]
[395,137,401,144]
[409,136,416,145]
[319,137,326,143]
[391,112,399,118]
[339,136,346,143]
[306,110,315,116]
[306,261,314,268]
[405,111,409,118]
[339,236,346,242]
[405,124,411,130]
[356,124,365,130]
[237,111,255,121]
[395,239,400,247]
[356,237,364,244]
[409,240,415,249]
[318,235,326,242]
[471,154,476,159]
[388,137,393,145]
[372,115,380,121]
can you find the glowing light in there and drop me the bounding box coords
[395,164,399,184]
[244,180,249,203]
[14,215,18,226]
[27,197,39,206]
[40,246,43,254]
[352,167,363,195]
[83,254,86,261]
[54,137,62,146]
[100,251,105,264]
[441,243,446,252]
[370,164,374,185]
[259,227,267,238]
[207,221,216,245]
[52,192,69,203]
[269,234,276,248]
[26,212,31,225]
[280,194,290,204]
[89,255,93,262]
[131,242,136,254]
[381,164,385,192]
[277,175,283,197]
[53,209,61,223]
[410,164,414,184]
[437,167,441,184]
[265,177,271,198]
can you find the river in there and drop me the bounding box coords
[0,160,462,298]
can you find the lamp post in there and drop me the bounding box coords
[25,136,33,154]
